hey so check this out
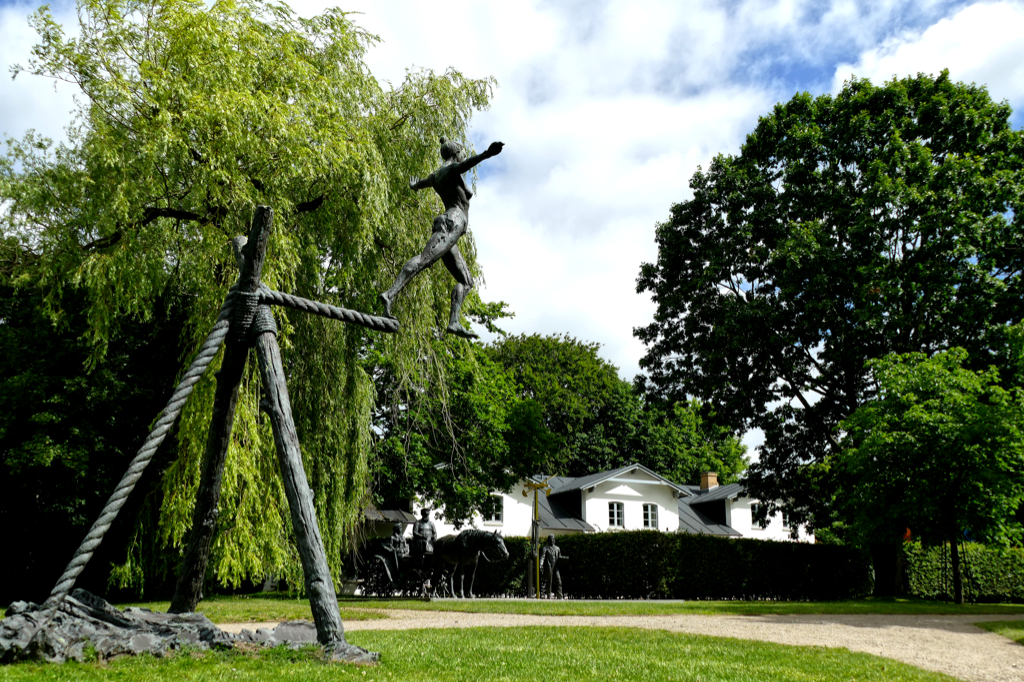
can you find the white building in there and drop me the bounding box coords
[410,463,811,543]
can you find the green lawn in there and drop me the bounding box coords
[120,593,387,624]
[975,619,1024,645]
[5,595,1023,624]
[0,626,959,681]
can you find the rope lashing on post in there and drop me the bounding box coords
[228,290,260,346]
[42,294,237,614]
[252,286,279,337]
[258,288,400,334]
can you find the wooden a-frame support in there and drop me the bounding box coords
[167,207,390,661]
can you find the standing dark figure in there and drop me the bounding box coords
[379,137,504,338]
[410,508,437,565]
[377,524,408,585]
[540,534,567,599]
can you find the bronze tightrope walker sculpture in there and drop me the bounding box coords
[1,137,506,665]
[379,137,504,337]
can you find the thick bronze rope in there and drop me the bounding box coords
[258,288,399,334]
[42,296,236,613]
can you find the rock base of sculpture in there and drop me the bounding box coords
[0,589,377,665]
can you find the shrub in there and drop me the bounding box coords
[483,532,862,600]
[902,542,1024,603]
[559,531,675,599]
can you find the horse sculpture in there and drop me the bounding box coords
[431,529,509,598]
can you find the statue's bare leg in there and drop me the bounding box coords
[442,244,476,338]
[379,212,464,318]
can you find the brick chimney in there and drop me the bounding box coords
[700,471,718,491]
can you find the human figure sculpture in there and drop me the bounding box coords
[411,508,438,564]
[540,534,567,599]
[378,137,505,338]
[386,524,409,558]
[378,524,408,584]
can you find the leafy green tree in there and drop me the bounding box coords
[636,71,1024,531]
[487,334,745,482]
[485,334,629,476]
[1,0,496,592]
[638,400,747,487]
[370,342,535,526]
[0,277,189,602]
[840,348,1024,603]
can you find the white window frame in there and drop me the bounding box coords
[484,495,503,524]
[751,503,766,530]
[608,501,624,528]
[642,503,658,529]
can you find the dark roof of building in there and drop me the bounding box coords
[537,491,596,532]
[542,463,688,496]
[523,465,744,536]
[686,482,746,505]
[677,497,742,536]
[363,506,417,524]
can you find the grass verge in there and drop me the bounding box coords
[0,626,958,681]
[975,619,1024,645]
[121,593,386,624]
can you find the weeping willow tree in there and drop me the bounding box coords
[0,0,497,592]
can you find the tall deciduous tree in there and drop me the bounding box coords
[370,341,535,526]
[487,334,745,483]
[636,72,1024,530]
[840,348,1024,603]
[0,275,190,602]
[638,400,747,488]
[1,0,496,592]
[485,334,629,477]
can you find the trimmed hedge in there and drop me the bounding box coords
[558,531,870,600]
[360,531,871,600]
[902,542,1024,603]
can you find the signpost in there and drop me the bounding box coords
[522,475,555,598]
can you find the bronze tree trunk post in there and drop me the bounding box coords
[169,229,262,615]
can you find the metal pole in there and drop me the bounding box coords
[534,489,541,598]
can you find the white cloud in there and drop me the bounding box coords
[468,87,772,379]
[832,1,1024,107]
[0,3,80,148]
[304,0,777,381]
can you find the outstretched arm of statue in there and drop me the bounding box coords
[453,141,504,175]
[409,174,433,191]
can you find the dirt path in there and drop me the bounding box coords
[220,611,1024,682]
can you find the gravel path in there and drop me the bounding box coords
[220,610,1024,682]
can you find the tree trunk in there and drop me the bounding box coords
[168,344,248,614]
[950,534,963,605]
[254,329,346,646]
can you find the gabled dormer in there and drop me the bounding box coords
[547,463,686,532]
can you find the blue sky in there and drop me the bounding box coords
[3,0,1024,453]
